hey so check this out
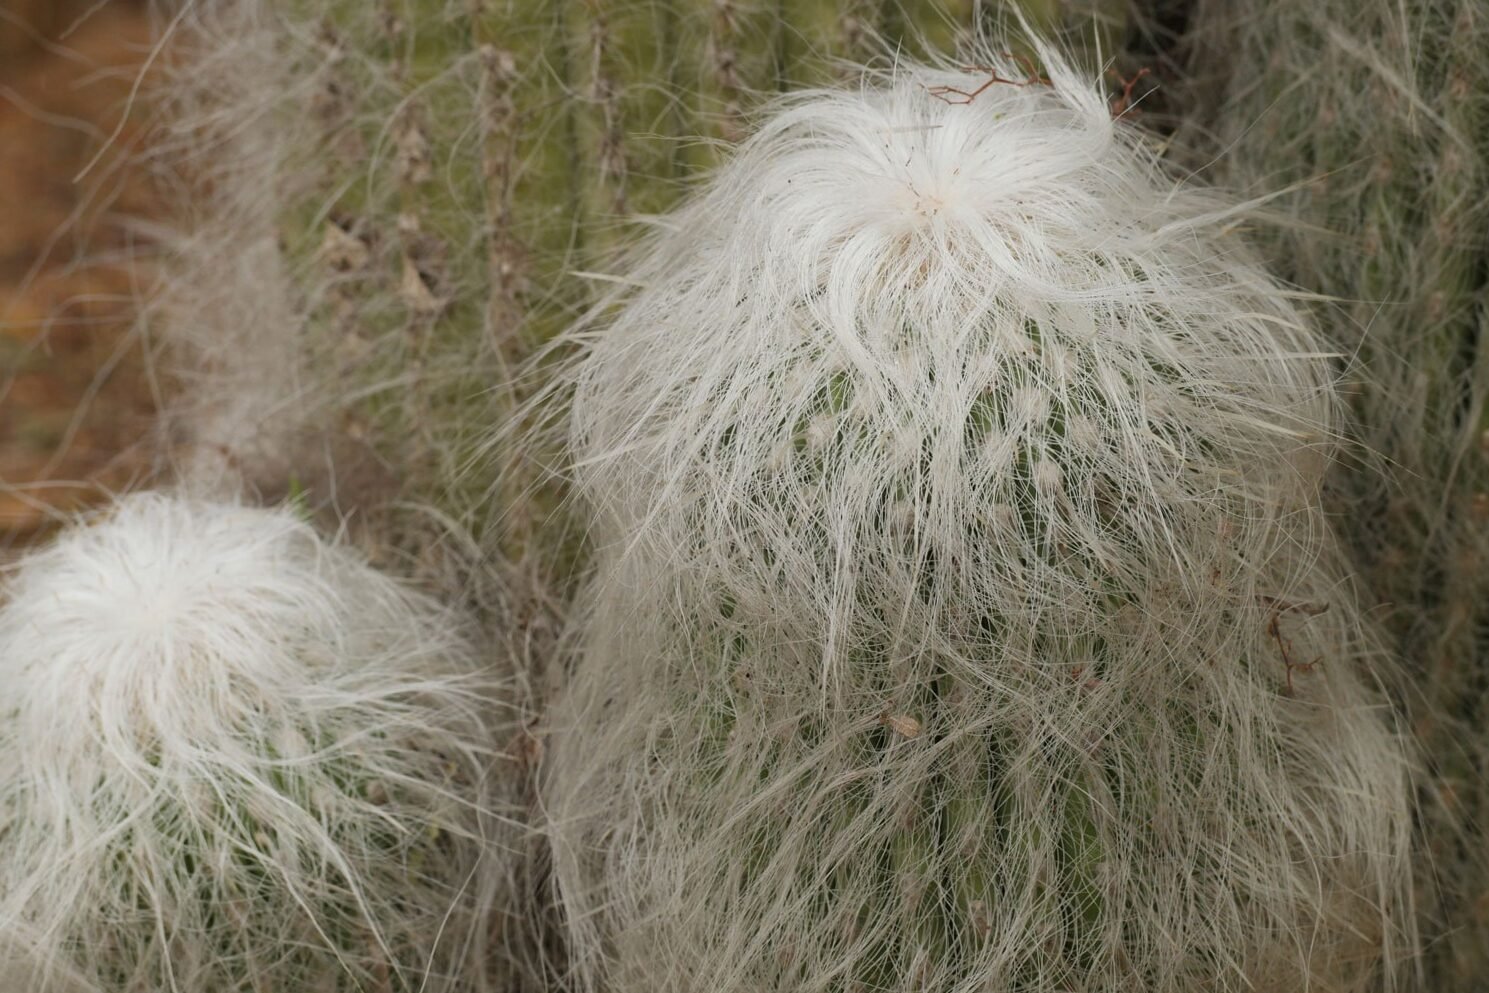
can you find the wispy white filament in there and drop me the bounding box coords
[542,38,1416,993]
[0,492,514,992]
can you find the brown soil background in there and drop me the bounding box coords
[0,0,158,552]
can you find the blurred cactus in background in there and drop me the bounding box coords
[1178,0,1489,985]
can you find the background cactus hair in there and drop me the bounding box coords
[0,492,517,992]
[542,37,1416,993]
[1176,0,1489,983]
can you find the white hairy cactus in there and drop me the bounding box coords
[565,46,1346,643]
[0,492,514,992]
[542,39,1416,993]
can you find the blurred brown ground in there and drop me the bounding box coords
[0,0,159,550]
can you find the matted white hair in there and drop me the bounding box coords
[541,37,1416,993]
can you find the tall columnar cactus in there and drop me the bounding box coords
[1179,0,1489,984]
[542,43,1416,993]
[0,492,514,992]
